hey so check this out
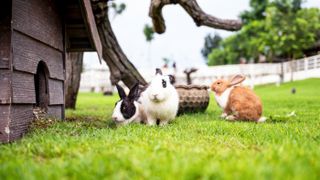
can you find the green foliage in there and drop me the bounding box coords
[272,0,303,13]
[111,2,126,15]
[201,33,222,60]
[162,57,171,67]
[208,0,320,66]
[240,0,302,23]
[207,48,226,65]
[264,7,320,58]
[143,24,155,42]
[0,79,320,179]
[109,2,126,21]
[240,0,269,23]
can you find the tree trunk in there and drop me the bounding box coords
[91,1,147,88]
[65,52,83,109]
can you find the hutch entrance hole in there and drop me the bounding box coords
[34,61,50,111]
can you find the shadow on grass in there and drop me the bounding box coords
[202,115,293,124]
[267,115,294,123]
[65,116,117,129]
[225,116,292,124]
[30,115,116,132]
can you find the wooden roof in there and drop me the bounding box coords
[65,0,102,60]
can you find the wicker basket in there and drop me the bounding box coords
[175,85,210,115]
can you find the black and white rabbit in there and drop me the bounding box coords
[140,69,179,126]
[112,83,146,125]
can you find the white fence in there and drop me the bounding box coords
[79,67,113,93]
[175,54,320,88]
[79,54,320,92]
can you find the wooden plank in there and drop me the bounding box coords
[47,105,63,119]
[0,105,10,143]
[12,32,64,80]
[65,0,92,52]
[0,71,12,104]
[66,28,90,38]
[80,0,103,61]
[0,0,12,69]
[12,0,63,51]
[9,105,33,141]
[0,28,11,69]
[67,37,92,50]
[67,47,94,52]
[12,71,36,104]
[65,1,85,22]
[48,79,64,105]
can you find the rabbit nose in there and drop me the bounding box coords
[153,94,158,98]
[112,117,118,121]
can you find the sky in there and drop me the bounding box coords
[84,0,320,71]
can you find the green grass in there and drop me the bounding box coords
[1,78,320,179]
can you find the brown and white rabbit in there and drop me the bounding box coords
[211,75,266,122]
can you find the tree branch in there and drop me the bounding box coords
[149,0,242,34]
[91,0,147,87]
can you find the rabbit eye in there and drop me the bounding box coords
[162,79,167,88]
[217,82,221,85]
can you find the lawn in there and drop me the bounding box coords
[0,79,320,179]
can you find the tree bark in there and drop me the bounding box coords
[149,0,242,34]
[65,52,83,109]
[91,0,147,88]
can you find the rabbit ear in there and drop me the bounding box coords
[116,84,126,99]
[168,75,175,84]
[128,82,139,100]
[155,68,163,75]
[229,75,246,86]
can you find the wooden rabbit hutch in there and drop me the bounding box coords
[0,0,102,142]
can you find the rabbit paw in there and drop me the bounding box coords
[220,113,228,119]
[226,115,236,121]
[146,119,157,126]
[159,120,169,126]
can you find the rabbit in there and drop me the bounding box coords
[211,75,266,122]
[112,83,147,125]
[140,68,179,126]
